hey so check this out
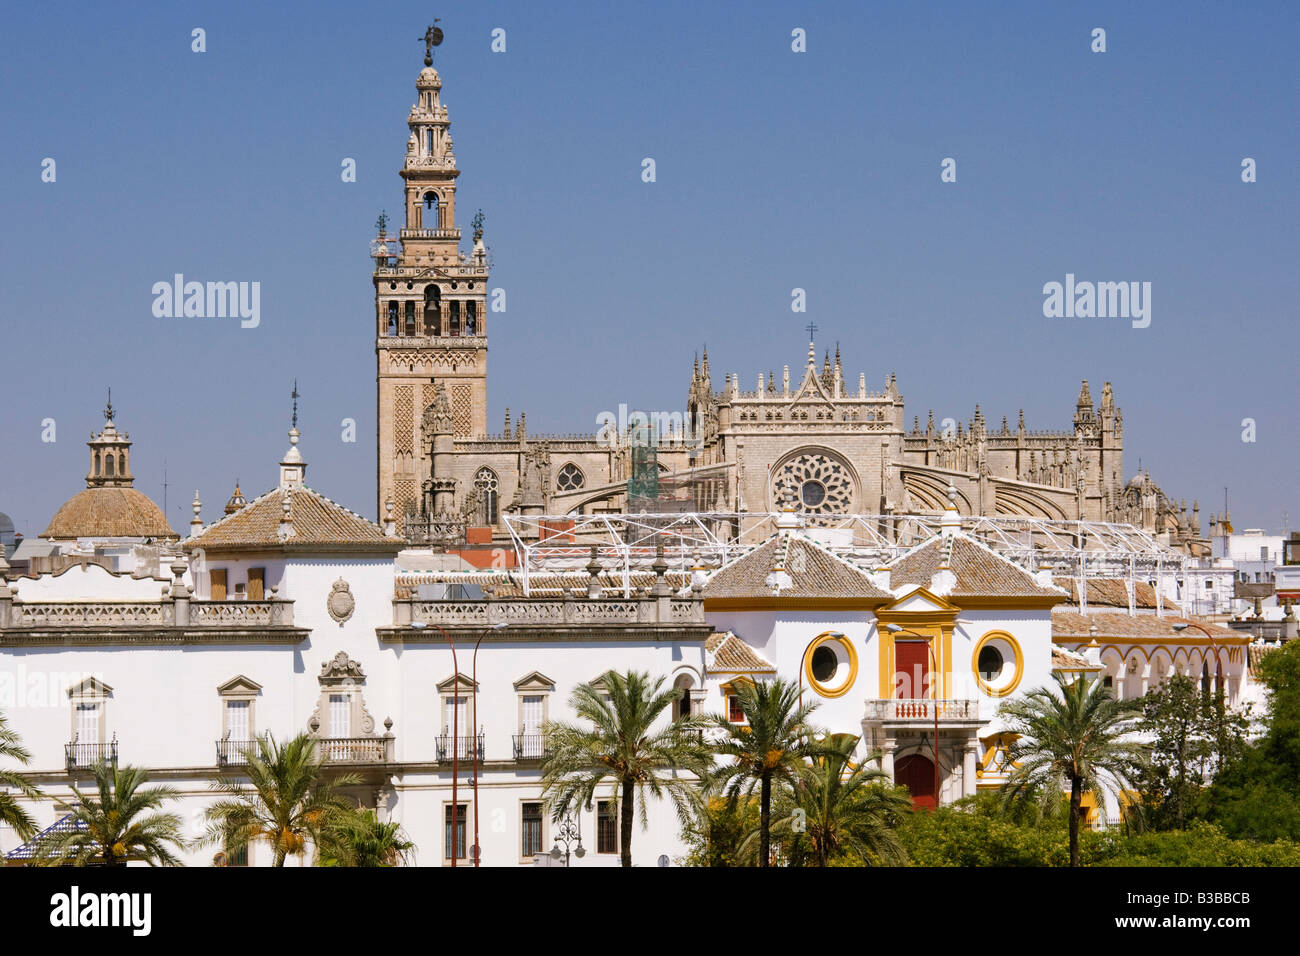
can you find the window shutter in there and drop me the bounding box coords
[209,569,227,601]
[247,568,265,600]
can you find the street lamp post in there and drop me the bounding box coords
[1173,621,1224,693]
[470,621,509,867]
[886,624,941,808]
[550,811,585,867]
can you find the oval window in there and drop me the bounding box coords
[978,646,1004,681]
[811,645,837,683]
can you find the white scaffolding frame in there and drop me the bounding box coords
[501,512,1188,598]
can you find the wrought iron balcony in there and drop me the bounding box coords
[65,740,118,771]
[512,734,549,760]
[216,739,257,767]
[863,698,982,722]
[436,734,485,762]
[316,736,393,764]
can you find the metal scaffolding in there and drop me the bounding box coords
[501,511,1188,598]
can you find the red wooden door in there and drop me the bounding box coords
[895,640,930,699]
[896,754,937,809]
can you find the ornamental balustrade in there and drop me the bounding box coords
[0,598,294,628]
[395,596,704,628]
[864,698,981,722]
[316,736,394,764]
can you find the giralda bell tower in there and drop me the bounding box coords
[374,27,490,523]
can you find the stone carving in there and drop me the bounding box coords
[319,650,366,684]
[327,578,356,626]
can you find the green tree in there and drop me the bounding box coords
[1208,641,1300,840]
[541,670,712,867]
[203,733,359,867]
[998,674,1144,867]
[37,762,186,866]
[319,809,415,866]
[710,677,818,867]
[0,709,40,841]
[679,791,761,867]
[1136,674,1249,829]
[771,734,911,866]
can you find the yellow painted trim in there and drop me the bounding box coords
[972,630,1024,698]
[877,622,947,699]
[803,631,859,699]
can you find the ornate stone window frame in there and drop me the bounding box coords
[437,672,479,735]
[512,671,554,731]
[68,676,112,744]
[311,652,376,738]
[217,675,262,739]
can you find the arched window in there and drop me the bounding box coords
[105,454,115,477]
[94,451,101,476]
[423,191,440,229]
[475,468,499,525]
[556,463,585,492]
[673,674,695,720]
[424,286,442,336]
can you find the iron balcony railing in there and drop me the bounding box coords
[512,734,549,760]
[436,734,485,762]
[216,739,258,767]
[65,740,118,771]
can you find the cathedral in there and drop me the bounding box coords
[373,53,1203,550]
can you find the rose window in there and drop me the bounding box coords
[771,451,854,514]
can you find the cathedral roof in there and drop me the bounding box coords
[887,534,1066,603]
[42,487,176,541]
[703,534,891,604]
[185,485,401,554]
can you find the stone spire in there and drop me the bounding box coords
[190,490,204,536]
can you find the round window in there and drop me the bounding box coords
[801,480,826,508]
[978,646,1004,681]
[811,645,837,682]
[972,632,1023,698]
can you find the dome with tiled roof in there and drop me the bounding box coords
[43,487,175,540]
[42,396,176,541]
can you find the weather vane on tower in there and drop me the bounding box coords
[291,380,300,430]
[806,322,819,341]
[420,21,444,66]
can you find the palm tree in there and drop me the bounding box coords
[998,673,1145,866]
[710,677,819,867]
[769,733,911,867]
[319,809,415,866]
[37,762,186,866]
[0,709,40,842]
[204,733,359,867]
[541,670,713,867]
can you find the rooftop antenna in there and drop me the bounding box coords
[420,21,444,66]
[162,459,168,518]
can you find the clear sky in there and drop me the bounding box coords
[1,1,1296,536]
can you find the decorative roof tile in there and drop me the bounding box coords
[1059,578,1177,611]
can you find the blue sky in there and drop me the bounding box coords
[1,1,1296,535]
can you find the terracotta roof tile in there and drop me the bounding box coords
[888,535,1064,599]
[707,633,775,672]
[186,486,401,553]
[1059,578,1176,611]
[703,534,891,601]
[1052,610,1239,641]
[43,487,176,540]
[1052,645,1100,670]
